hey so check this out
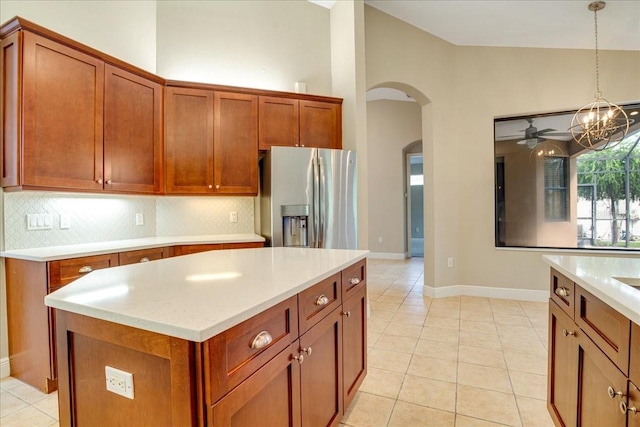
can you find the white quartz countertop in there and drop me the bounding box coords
[45,247,368,342]
[0,234,265,262]
[543,255,640,325]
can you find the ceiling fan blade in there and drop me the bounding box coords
[535,128,556,135]
[496,134,524,141]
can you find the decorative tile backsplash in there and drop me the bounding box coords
[3,192,256,250]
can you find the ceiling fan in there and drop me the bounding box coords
[516,119,556,148]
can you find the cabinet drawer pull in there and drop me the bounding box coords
[293,353,304,364]
[139,257,150,263]
[302,347,312,356]
[96,179,103,184]
[620,401,638,415]
[315,295,329,306]
[342,311,351,317]
[607,386,625,399]
[562,329,575,337]
[78,266,93,274]
[554,287,570,297]
[250,331,273,350]
[349,277,361,285]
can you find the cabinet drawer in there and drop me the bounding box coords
[298,272,342,334]
[222,242,264,250]
[550,268,575,319]
[631,323,640,385]
[48,254,119,289]
[204,296,298,404]
[575,285,631,375]
[341,259,366,301]
[174,244,223,256]
[118,246,173,265]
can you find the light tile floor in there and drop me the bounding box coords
[0,258,553,427]
[341,258,554,427]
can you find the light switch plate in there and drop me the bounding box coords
[26,214,53,230]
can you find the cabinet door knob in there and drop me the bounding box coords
[555,287,570,297]
[96,179,103,184]
[106,179,112,185]
[342,311,351,317]
[208,185,213,189]
[349,277,361,285]
[78,266,93,274]
[562,329,576,337]
[315,295,329,306]
[607,386,625,399]
[302,347,312,356]
[293,354,304,364]
[250,331,273,350]
[620,401,638,415]
[216,184,220,189]
[139,257,150,263]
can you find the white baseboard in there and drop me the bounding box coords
[422,284,548,302]
[0,357,9,379]
[367,252,407,260]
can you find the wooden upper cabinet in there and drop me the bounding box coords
[214,92,258,195]
[165,87,214,194]
[1,31,20,187]
[21,31,105,191]
[104,64,163,194]
[299,100,342,149]
[258,96,299,150]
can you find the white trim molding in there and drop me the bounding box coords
[422,284,548,302]
[0,357,10,378]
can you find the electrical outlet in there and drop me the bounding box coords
[135,213,144,226]
[378,236,383,243]
[105,366,134,399]
[230,211,238,223]
[447,257,454,268]
[60,214,71,229]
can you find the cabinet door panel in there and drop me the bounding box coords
[1,32,20,187]
[300,307,343,427]
[258,96,299,150]
[629,382,640,427]
[631,322,640,385]
[342,285,367,412]
[165,87,214,193]
[211,344,301,427]
[547,299,578,427]
[214,92,258,194]
[577,329,628,427]
[104,64,163,194]
[22,32,104,190]
[299,100,341,149]
[576,285,631,374]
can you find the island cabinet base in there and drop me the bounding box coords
[55,258,368,427]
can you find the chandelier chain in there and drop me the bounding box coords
[594,7,600,98]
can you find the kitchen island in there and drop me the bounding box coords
[543,255,640,427]
[45,247,368,426]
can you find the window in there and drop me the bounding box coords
[494,102,640,251]
[544,157,568,221]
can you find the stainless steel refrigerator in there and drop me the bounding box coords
[260,146,357,249]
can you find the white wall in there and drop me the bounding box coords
[366,100,422,257]
[364,6,640,293]
[156,0,331,94]
[0,1,157,72]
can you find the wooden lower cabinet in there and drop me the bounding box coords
[548,300,578,427]
[342,285,367,411]
[300,307,343,427]
[547,272,638,427]
[211,343,301,427]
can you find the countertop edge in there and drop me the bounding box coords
[0,234,266,262]
[542,255,640,326]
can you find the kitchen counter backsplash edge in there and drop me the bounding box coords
[0,234,265,262]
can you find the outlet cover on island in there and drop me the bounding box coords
[230,211,238,223]
[105,366,134,399]
[135,213,144,226]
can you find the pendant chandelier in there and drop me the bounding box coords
[569,1,630,151]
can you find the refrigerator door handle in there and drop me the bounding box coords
[313,156,320,248]
[318,158,325,248]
